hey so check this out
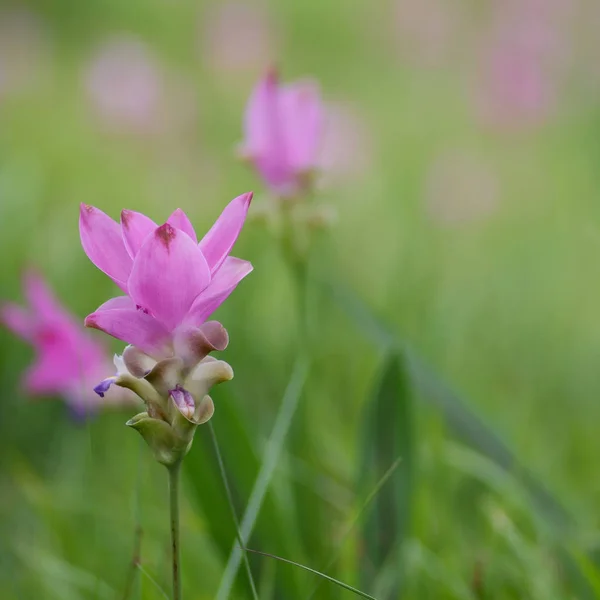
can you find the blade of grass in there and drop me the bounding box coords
[216,356,309,600]
[121,526,142,600]
[122,440,145,600]
[323,278,597,598]
[359,353,413,593]
[243,547,378,600]
[136,564,169,600]
[208,421,259,600]
[307,457,402,600]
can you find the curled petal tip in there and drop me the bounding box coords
[84,314,99,329]
[94,376,116,398]
[200,320,229,351]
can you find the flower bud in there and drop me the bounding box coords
[170,385,195,420]
[126,411,191,466]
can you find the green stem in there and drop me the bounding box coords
[168,463,182,600]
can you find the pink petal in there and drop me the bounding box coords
[243,70,293,190]
[24,358,67,395]
[198,192,252,274]
[184,256,252,326]
[79,204,133,292]
[121,209,157,259]
[85,303,170,357]
[128,223,211,331]
[243,69,279,156]
[167,208,198,243]
[1,303,34,341]
[23,270,73,326]
[280,80,323,172]
[95,295,136,311]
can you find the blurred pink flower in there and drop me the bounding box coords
[80,194,253,357]
[317,102,374,187]
[425,150,499,227]
[201,1,276,74]
[0,271,125,411]
[241,70,324,197]
[472,0,574,130]
[84,36,165,133]
[0,8,49,99]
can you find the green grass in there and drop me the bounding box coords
[2,0,600,598]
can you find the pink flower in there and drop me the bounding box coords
[0,271,123,411]
[471,0,572,131]
[80,194,253,358]
[240,70,324,197]
[84,36,165,134]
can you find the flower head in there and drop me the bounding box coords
[84,36,165,134]
[0,271,126,412]
[240,70,324,197]
[79,194,253,359]
[94,322,233,465]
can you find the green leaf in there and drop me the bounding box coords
[324,278,571,530]
[243,547,378,599]
[323,278,597,598]
[359,353,413,594]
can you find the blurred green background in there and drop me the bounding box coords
[2,0,600,598]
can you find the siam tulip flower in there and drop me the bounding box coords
[79,197,253,597]
[0,271,127,413]
[79,193,253,360]
[80,196,252,466]
[240,70,324,198]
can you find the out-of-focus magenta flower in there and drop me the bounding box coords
[0,271,124,411]
[84,36,165,133]
[472,0,573,131]
[201,1,276,75]
[240,70,324,197]
[80,194,253,357]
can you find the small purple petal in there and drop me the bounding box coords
[93,376,116,398]
[170,384,195,419]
